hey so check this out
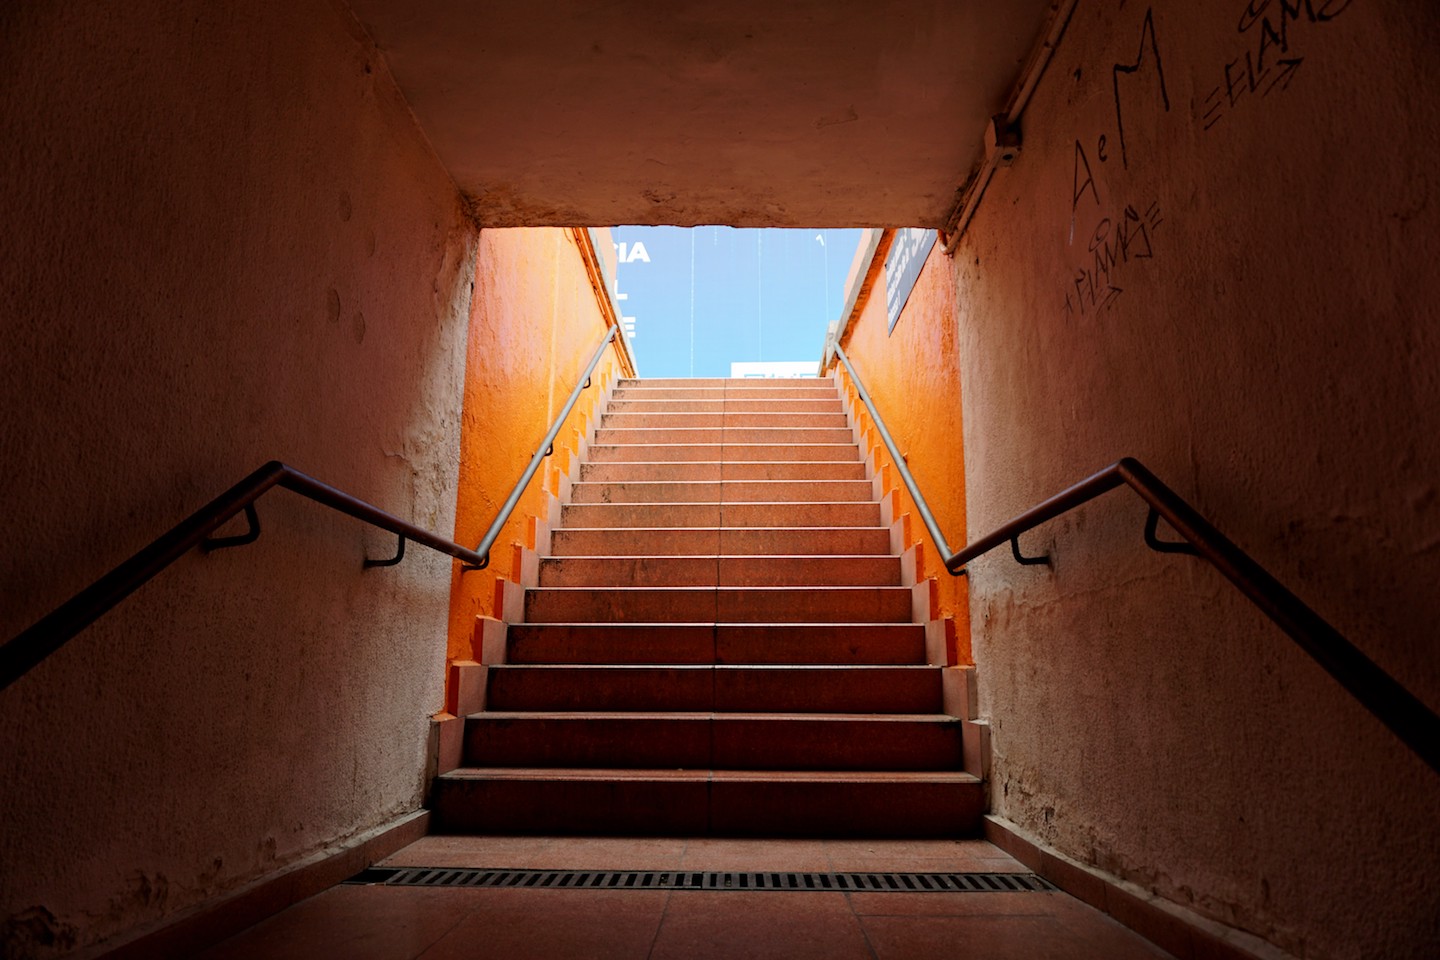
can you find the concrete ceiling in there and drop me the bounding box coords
[346,1,1055,228]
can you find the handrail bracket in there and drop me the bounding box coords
[364,534,407,569]
[1143,507,1199,556]
[202,503,261,552]
[1010,535,1050,566]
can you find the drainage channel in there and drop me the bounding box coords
[345,868,1056,893]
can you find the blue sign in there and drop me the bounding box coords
[884,228,938,334]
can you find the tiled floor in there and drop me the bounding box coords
[198,837,1172,959]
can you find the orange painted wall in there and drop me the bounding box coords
[835,237,970,664]
[447,228,628,662]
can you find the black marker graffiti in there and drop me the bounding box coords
[1073,140,1100,212]
[1199,0,1353,131]
[1062,201,1164,319]
[1112,8,1170,170]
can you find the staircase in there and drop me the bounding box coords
[432,376,982,837]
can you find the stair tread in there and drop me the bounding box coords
[512,624,921,630]
[490,664,935,671]
[540,554,895,561]
[561,504,878,511]
[470,711,957,721]
[554,526,889,531]
[526,585,909,591]
[581,461,861,466]
[441,768,979,782]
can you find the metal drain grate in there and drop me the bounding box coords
[345,868,1056,893]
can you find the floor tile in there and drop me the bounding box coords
[859,913,1171,960]
[519,835,689,870]
[828,854,1030,874]
[825,838,1028,873]
[416,888,669,960]
[649,891,873,960]
[824,838,1010,860]
[846,890,1058,918]
[194,885,484,960]
[679,837,832,871]
[379,835,557,867]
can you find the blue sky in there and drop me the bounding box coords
[610,227,863,378]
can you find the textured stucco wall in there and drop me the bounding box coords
[0,2,474,955]
[954,1,1440,956]
[837,238,970,663]
[447,228,626,660]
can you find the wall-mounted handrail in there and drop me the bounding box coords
[1,324,621,693]
[467,324,618,570]
[834,343,957,562]
[833,343,1440,773]
[1,461,486,695]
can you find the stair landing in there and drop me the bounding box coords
[197,836,1173,960]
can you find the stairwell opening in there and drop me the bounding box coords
[600,226,864,379]
[437,223,978,838]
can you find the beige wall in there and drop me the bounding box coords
[0,2,474,955]
[954,1,1440,957]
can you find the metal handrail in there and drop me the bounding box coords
[467,325,617,570]
[833,344,1440,773]
[0,325,621,693]
[1,461,486,694]
[834,344,957,562]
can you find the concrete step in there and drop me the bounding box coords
[612,387,840,401]
[485,664,941,713]
[560,501,882,529]
[605,399,844,414]
[537,555,902,587]
[600,412,850,429]
[505,623,929,665]
[549,526,892,557]
[462,713,963,770]
[523,586,913,623]
[593,427,856,445]
[616,378,833,387]
[430,768,983,836]
[586,443,860,463]
[569,479,875,504]
[578,461,869,482]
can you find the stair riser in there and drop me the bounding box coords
[508,624,718,665]
[612,388,840,401]
[579,461,868,482]
[432,776,709,835]
[537,556,902,587]
[607,400,844,414]
[601,413,850,428]
[505,624,928,666]
[707,779,984,837]
[550,527,892,557]
[570,480,875,504]
[616,378,833,388]
[487,666,941,713]
[430,777,983,837]
[587,444,859,463]
[561,502,882,528]
[463,717,962,770]
[523,587,913,623]
[594,428,856,445]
